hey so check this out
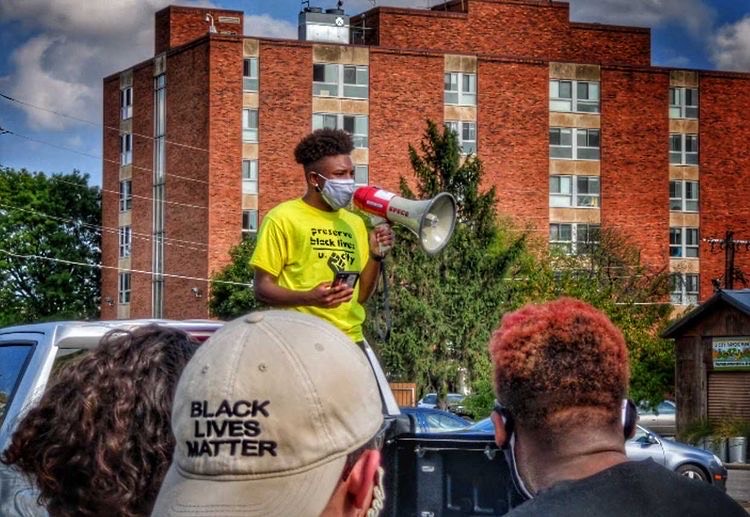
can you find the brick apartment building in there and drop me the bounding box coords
[100,0,750,320]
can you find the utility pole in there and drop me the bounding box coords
[704,230,750,289]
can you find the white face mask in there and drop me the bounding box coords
[315,173,356,210]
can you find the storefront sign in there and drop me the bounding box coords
[712,338,750,370]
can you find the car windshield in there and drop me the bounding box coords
[447,394,464,403]
[422,394,437,404]
[0,344,35,426]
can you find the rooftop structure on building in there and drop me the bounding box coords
[101,0,750,320]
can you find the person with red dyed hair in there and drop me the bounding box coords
[488,297,744,516]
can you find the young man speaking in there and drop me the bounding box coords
[250,128,393,343]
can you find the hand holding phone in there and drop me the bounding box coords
[332,271,360,289]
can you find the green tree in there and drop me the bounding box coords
[0,167,101,326]
[364,121,526,409]
[208,237,265,319]
[464,228,675,418]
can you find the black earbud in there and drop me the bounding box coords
[622,399,637,439]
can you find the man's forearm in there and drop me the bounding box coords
[255,277,310,307]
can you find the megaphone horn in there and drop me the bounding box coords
[353,186,457,255]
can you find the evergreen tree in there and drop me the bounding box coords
[364,121,526,407]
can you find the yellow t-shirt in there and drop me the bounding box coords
[250,198,369,341]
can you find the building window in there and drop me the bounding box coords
[343,65,368,98]
[445,121,477,155]
[354,165,368,185]
[671,273,699,305]
[119,180,132,212]
[669,87,698,119]
[549,80,600,113]
[669,133,698,165]
[550,223,600,255]
[120,86,133,119]
[313,64,368,99]
[550,128,599,160]
[669,227,699,258]
[242,210,258,239]
[243,58,258,91]
[312,113,368,148]
[669,180,699,212]
[444,72,476,106]
[242,109,259,142]
[242,159,258,194]
[120,133,132,165]
[118,272,131,304]
[119,226,132,258]
[549,175,600,208]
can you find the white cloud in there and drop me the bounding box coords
[244,14,297,39]
[565,0,715,36]
[0,0,211,131]
[710,15,750,72]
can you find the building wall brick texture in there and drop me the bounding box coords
[258,43,313,214]
[479,61,549,233]
[101,77,120,320]
[699,75,750,297]
[101,0,750,318]
[600,68,670,269]
[155,6,244,54]
[129,65,156,318]
[357,1,650,67]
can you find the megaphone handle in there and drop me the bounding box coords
[369,215,392,256]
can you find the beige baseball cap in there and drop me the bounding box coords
[152,310,384,516]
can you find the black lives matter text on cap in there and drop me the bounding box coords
[187,399,278,458]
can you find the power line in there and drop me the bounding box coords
[0,249,253,288]
[0,90,210,154]
[0,203,209,251]
[0,126,209,185]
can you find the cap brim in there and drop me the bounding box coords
[151,455,346,517]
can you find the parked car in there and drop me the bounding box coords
[455,419,727,492]
[417,392,469,416]
[637,399,677,436]
[0,320,222,451]
[399,406,471,433]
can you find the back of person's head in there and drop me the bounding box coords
[490,297,629,440]
[294,128,354,170]
[1,325,199,517]
[152,310,385,517]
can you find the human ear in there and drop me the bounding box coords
[491,409,509,448]
[347,449,382,509]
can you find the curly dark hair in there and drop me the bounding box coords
[294,128,354,169]
[1,325,199,517]
[489,298,629,434]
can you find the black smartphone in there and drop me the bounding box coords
[332,271,360,289]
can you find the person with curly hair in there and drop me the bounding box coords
[250,128,394,344]
[488,297,745,516]
[0,325,199,517]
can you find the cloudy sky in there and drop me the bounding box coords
[0,0,748,185]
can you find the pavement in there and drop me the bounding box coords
[726,464,750,513]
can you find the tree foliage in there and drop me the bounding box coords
[0,167,101,326]
[464,229,676,418]
[208,237,265,320]
[364,121,527,407]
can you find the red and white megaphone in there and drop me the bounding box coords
[353,186,457,256]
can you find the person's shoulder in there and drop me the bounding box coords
[0,464,47,517]
[614,460,745,514]
[263,199,305,223]
[340,209,367,229]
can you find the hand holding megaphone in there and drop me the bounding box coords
[369,221,395,258]
[353,186,457,256]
